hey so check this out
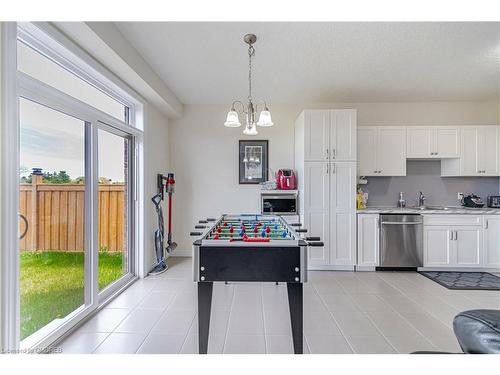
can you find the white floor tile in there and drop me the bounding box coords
[137,291,176,310]
[59,332,110,354]
[385,335,437,354]
[93,332,146,354]
[304,310,343,335]
[266,335,293,354]
[152,309,196,335]
[305,334,353,354]
[264,307,291,335]
[228,307,264,335]
[114,308,164,333]
[224,334,266,354]
[77,308,131,333]
[331,310,380,336]
[136,333,186,354]
[347,335,396,354]
[179,333,225,354]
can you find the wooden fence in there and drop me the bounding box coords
[19,177,126,252]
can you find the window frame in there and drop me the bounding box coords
[1,21,146,352]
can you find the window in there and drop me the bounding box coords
[4,22,144,350]
[17,40,129,122]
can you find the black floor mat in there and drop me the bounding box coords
[418,271,500,290]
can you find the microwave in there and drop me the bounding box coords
[261,193,298,215]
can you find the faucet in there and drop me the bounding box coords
[417,191,426,207]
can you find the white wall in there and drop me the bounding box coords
[142,104,170,275]
[171,101,499,252]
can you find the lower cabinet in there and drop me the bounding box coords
[424,219,483,268]
[356,214,379,267]
[483,216,500,268]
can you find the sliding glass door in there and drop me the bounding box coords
[97,126,133,294]
[19,98,89,342]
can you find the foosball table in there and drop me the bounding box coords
[190,214,323,354]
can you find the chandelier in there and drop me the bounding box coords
[224,34,273,135]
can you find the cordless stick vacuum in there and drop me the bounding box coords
[149,173,177,276]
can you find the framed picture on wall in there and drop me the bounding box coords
[239,140,269,184]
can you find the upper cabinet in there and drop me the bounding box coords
[300,110,356,162]
[357,126,406,176]
[442,126,500,177]
[406,126,459,158]
[330,110,357,161]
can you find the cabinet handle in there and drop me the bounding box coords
[454,231,458,241]
[332,148,336,159]
[450,231,453,241]
[332,164,335,174]
[326,164,329,174]
[485,220,489,230]
[326,149,329,159]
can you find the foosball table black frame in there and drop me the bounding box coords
[190,214,323,354]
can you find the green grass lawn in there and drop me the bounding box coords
[20,251,124,340]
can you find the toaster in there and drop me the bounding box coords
[487,196,500,208]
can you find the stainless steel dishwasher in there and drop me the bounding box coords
[379,214,423,268]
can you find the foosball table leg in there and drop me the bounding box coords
[287,282,303,354]
[198,282,213,354]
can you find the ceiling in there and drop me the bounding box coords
[115,22,500,105]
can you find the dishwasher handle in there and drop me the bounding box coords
[381,221,423,225]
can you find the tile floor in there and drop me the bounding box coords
[59,257,500,354]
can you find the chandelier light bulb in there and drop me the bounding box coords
[243,123,258,136]
[257,110,274,127]
[224,110,241,127]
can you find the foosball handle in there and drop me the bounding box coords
[190,232,203,236]
[289,223,302,227]
[306,236,320,241]
[195,225,207,229]
[199,220,208,224]
[295,228,308,233]
[308,241,324,247]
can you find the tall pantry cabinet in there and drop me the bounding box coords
[295,110,357,270]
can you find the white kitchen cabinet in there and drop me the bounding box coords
[357,127,377,176]
[483,216,500,268]
[303,162,330,266]
[424,226,453,266]
[329,162,356,265]
[460,127,500,176]
[357,214,379,267]
[406,126,459,158]
[330,110,357,161]
[303,110,330,161]
[454,227,482,267]
[296,110,357,270]
[407,127,433,158]
[300,109,356,162]
[423,215,483,268]
[357,126,406,176]
[435,127,460,158]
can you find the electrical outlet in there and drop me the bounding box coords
[457,192,464,201]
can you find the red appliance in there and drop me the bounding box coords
[276,169,297,190]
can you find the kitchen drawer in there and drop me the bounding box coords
[423,215,483,227]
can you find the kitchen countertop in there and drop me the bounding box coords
[357,206,500,215]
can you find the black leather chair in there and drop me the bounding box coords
[453,309,500,354]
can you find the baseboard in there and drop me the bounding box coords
[355,265,376,272]
[308,265,355,271]
[418,267,500,272]
[168,249,192,257]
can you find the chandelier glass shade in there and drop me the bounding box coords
[224,34,273,135]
